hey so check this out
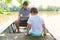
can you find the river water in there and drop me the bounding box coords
[39,11,60,40]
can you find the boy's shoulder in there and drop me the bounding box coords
[28,16,32,19]
[29,15,44,20]
[28,16,34,21]
[37,16,44,22]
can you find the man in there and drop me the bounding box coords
[15,1,30,33]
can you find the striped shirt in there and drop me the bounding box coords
[19,8,30,20]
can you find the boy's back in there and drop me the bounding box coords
[27,15,44,34]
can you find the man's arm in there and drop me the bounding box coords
[18,13,21,20]
[18,9,22,20]
[42,24,46,36]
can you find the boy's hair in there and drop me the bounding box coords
[30,7,38,14]
[23,1,28,6]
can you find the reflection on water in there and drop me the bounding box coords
[0,12,18,26]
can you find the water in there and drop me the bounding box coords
[38,11,60,40]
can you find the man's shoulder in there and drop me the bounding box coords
[20,7,30,11]
[20,8,23,11]
[27,7,30,10]
[19,8,22,12]
[28,7,30,9]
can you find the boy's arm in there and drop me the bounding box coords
[26,24,31,34]
[25,17,31,36]
[42,24,46,36]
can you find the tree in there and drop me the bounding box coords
[46,6,57,11]
[5,0,12,4]
[0,0,29,14]
[38,6,45,11]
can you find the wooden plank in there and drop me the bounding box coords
[0,33,54,40]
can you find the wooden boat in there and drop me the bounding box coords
[0,13,56,40]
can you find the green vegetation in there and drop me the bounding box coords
[9,6,20,12]
[39,6,60,11]
[6,12,12,16]
[5,0,12,4]
[0,0,29,14]
[0,9,4,14]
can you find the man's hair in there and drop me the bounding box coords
[23,1,28,6]
[30,7,38,14]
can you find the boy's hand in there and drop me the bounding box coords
[24,32,29,36]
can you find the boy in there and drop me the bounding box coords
[25,7,46,36]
